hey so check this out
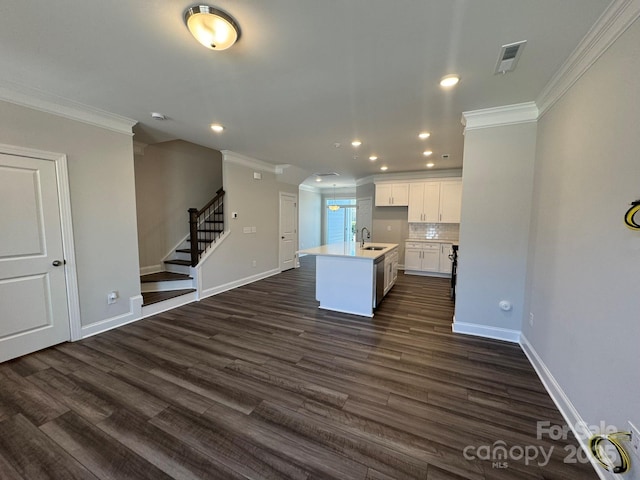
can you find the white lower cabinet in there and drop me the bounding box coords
[439,243,453,274]
[405,241,453,276]
[383,247,399,295]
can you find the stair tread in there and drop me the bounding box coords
[140,272,192,283]
[164,259,192,266]
[175,248,203,254]
[197,229,223,233]
[142,289,196,307]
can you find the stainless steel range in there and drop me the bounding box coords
[449,245,459,300]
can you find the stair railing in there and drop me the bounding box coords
[188,188,225,267]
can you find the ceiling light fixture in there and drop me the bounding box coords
[151,112,166,120]
[440,74,460,87]
[315,177,322,182]
[369,155,378,161]
[210,123,224,132]
[380,166,388,171]
[184,5,241,51]
[426,162,435,168]
[351,140,362,147]
[418,132,430,139]
[328,184,340,211]
[423,150,433,156]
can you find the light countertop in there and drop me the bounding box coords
[300,242,398,260]
[405,238,459,244]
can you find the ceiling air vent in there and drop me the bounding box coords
[495,40,527,74]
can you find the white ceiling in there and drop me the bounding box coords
[0,0,612,187]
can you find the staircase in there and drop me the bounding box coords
[141,188,225,309]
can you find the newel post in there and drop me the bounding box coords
[188,208,199,267]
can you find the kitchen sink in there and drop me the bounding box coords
[362,246,385,250]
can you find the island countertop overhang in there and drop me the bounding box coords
[300,242,398,260]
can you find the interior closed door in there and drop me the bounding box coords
[279,192,297,271]
[0,153,70,362]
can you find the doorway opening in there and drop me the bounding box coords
[325,198,356,243]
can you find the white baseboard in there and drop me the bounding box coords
[140,291,198,319]
[452,320,521,343]
[519,334,611,480]
[80,295,143,339]
[404,270,451,278]
[140,264,162,276]
[200,268,280,300]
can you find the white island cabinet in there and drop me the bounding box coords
[300,243,399,317]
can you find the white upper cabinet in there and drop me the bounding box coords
[375,183,409,206]
[408,182,439,222]
[439,181,463,223]
[407,179,462,223]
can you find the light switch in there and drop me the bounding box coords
[243,226,251,233]
[251,226,256,233]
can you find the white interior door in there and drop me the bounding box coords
[0,153,71,362]
[279,192,297,271]
[356,197,373,242]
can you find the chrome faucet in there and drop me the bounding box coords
[360,227,371,248]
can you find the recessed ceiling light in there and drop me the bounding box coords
[184,5,241,51]
[440,74,460,87]
[210,123,224,132]
[380,166,388,171]
[369,155,378,161]
[351,140,362,147]
[426,162,435,168]
[418,132,430,139]
[315,177,322,182]
[423,150,433,156]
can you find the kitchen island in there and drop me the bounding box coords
[299,242,399,317]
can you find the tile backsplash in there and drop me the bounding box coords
[409,223,459,241]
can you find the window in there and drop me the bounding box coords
[325,198,356,244]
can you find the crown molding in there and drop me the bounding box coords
[462,102,538,132]
[299,184,321,193]
[221,150,280,173]
[360,168,463,186]
[537,0,640,117]
[0,80,137,135]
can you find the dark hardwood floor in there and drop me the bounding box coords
[0,256,597,479]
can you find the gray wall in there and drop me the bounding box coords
[134,140,222,271]
[0,100,140,327]
[525,17,640,465]
[456,122,537,333]
[298,188,321,250]
[200,159,298,290]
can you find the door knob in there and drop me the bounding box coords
[281,236,285,239]
[52,260,63,267]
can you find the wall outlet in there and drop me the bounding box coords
[629,421,640,458]
[529,312,534,327]
[107,291,119,305]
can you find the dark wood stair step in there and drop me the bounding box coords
[204,220,223,223]
[142,289,196,307]
[140,271,192,283]
[164,259,192,266]
[197,229,223,233]
[175,248,203,254]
